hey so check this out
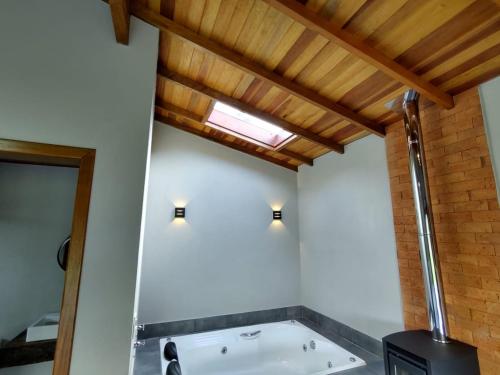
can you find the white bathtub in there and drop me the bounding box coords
[159,320,366,375]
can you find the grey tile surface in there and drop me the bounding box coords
[134,338,162,375]
[301,307,383,357]
[139,306,302,340]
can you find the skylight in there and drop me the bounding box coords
[206,102,295,149]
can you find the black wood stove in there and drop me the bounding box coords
[383,330,479,375]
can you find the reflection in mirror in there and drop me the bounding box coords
[479,77,500,202]
[0,162,78,375]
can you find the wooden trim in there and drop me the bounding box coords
[0,139,91,167]
[0,139,95,375]
[154,114,299,171]
[262,0,454,109]
[158,68,345,154]
[109,0,130,45]
[156,104,314,166]
[130,4,385,137]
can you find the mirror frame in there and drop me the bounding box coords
[0,138,95,375]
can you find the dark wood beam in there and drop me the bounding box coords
[109,0,130,45]
[279,149,314,166]
[130,4,385,137]
[155,99,204,123]
[155,101,314,166]
[158,68,345,154]
[154,114,299,172]
[262,0,454,109]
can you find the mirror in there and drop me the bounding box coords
[0,162,78,374]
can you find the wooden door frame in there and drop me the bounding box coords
[0,138,96,375]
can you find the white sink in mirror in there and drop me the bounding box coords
[26,313,60,342]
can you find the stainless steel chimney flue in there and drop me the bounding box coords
[402,90,450,343]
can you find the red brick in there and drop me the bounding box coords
[458,126,486,141]
[444,179,485,193]
[444,253,478,265]
[447,273,482,288]
[438,191,470,203]
[459,243,496,256]
[463,147,489,160]
[454,200,489,212]
[447,295,487,311]
[440,232,477,244]
[457,222,493,233]
[447,303,472,319]
[444,136,481,154]
[471,189,499,201]
[483,279,500,293]
[465,167,494,180]
[462,264,499,278]
[386,88,500,370]
[488,200,499,210]
[472,211,500,222]
[476,255,500,267]
[477,233,500,245]
[447,158,483,173]
[472,310,500,328]
[441,119,473,135]
[487,302,500,316]
[442,262,463,273]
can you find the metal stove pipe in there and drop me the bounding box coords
[402,90,450,343]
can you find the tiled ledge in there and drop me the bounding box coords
[138,306,301,340]
[300,306,383,357]
[138,305,382,357]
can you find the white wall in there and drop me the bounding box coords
[298,136,404,340]
[479,77,500,202]
[0,1,159,374]
[138,124,300,324]
[0,163,77,342]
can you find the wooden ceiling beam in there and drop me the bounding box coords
[154,114,299,172]
[262,0,454,109]
[158,68,345,154]
[109,0,130,45]
[278,149,314,166]
[155,99,205,123]
[155,100,314,166]
[130,4,385,137]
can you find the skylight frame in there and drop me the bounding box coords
[205,102,296,150]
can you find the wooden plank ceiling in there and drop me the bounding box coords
[111,0,500,171]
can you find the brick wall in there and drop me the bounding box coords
[386,87,500,374]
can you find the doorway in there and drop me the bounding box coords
[0,139,95,375]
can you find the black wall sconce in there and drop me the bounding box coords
[273,210,282,220]
[174,207,186,218]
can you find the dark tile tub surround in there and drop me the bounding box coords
[138,306,302,341]
[138,305,382,357]
[300,307,383,357]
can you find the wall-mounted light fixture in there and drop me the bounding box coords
[273,210,282,220]
[174,207,186,218]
